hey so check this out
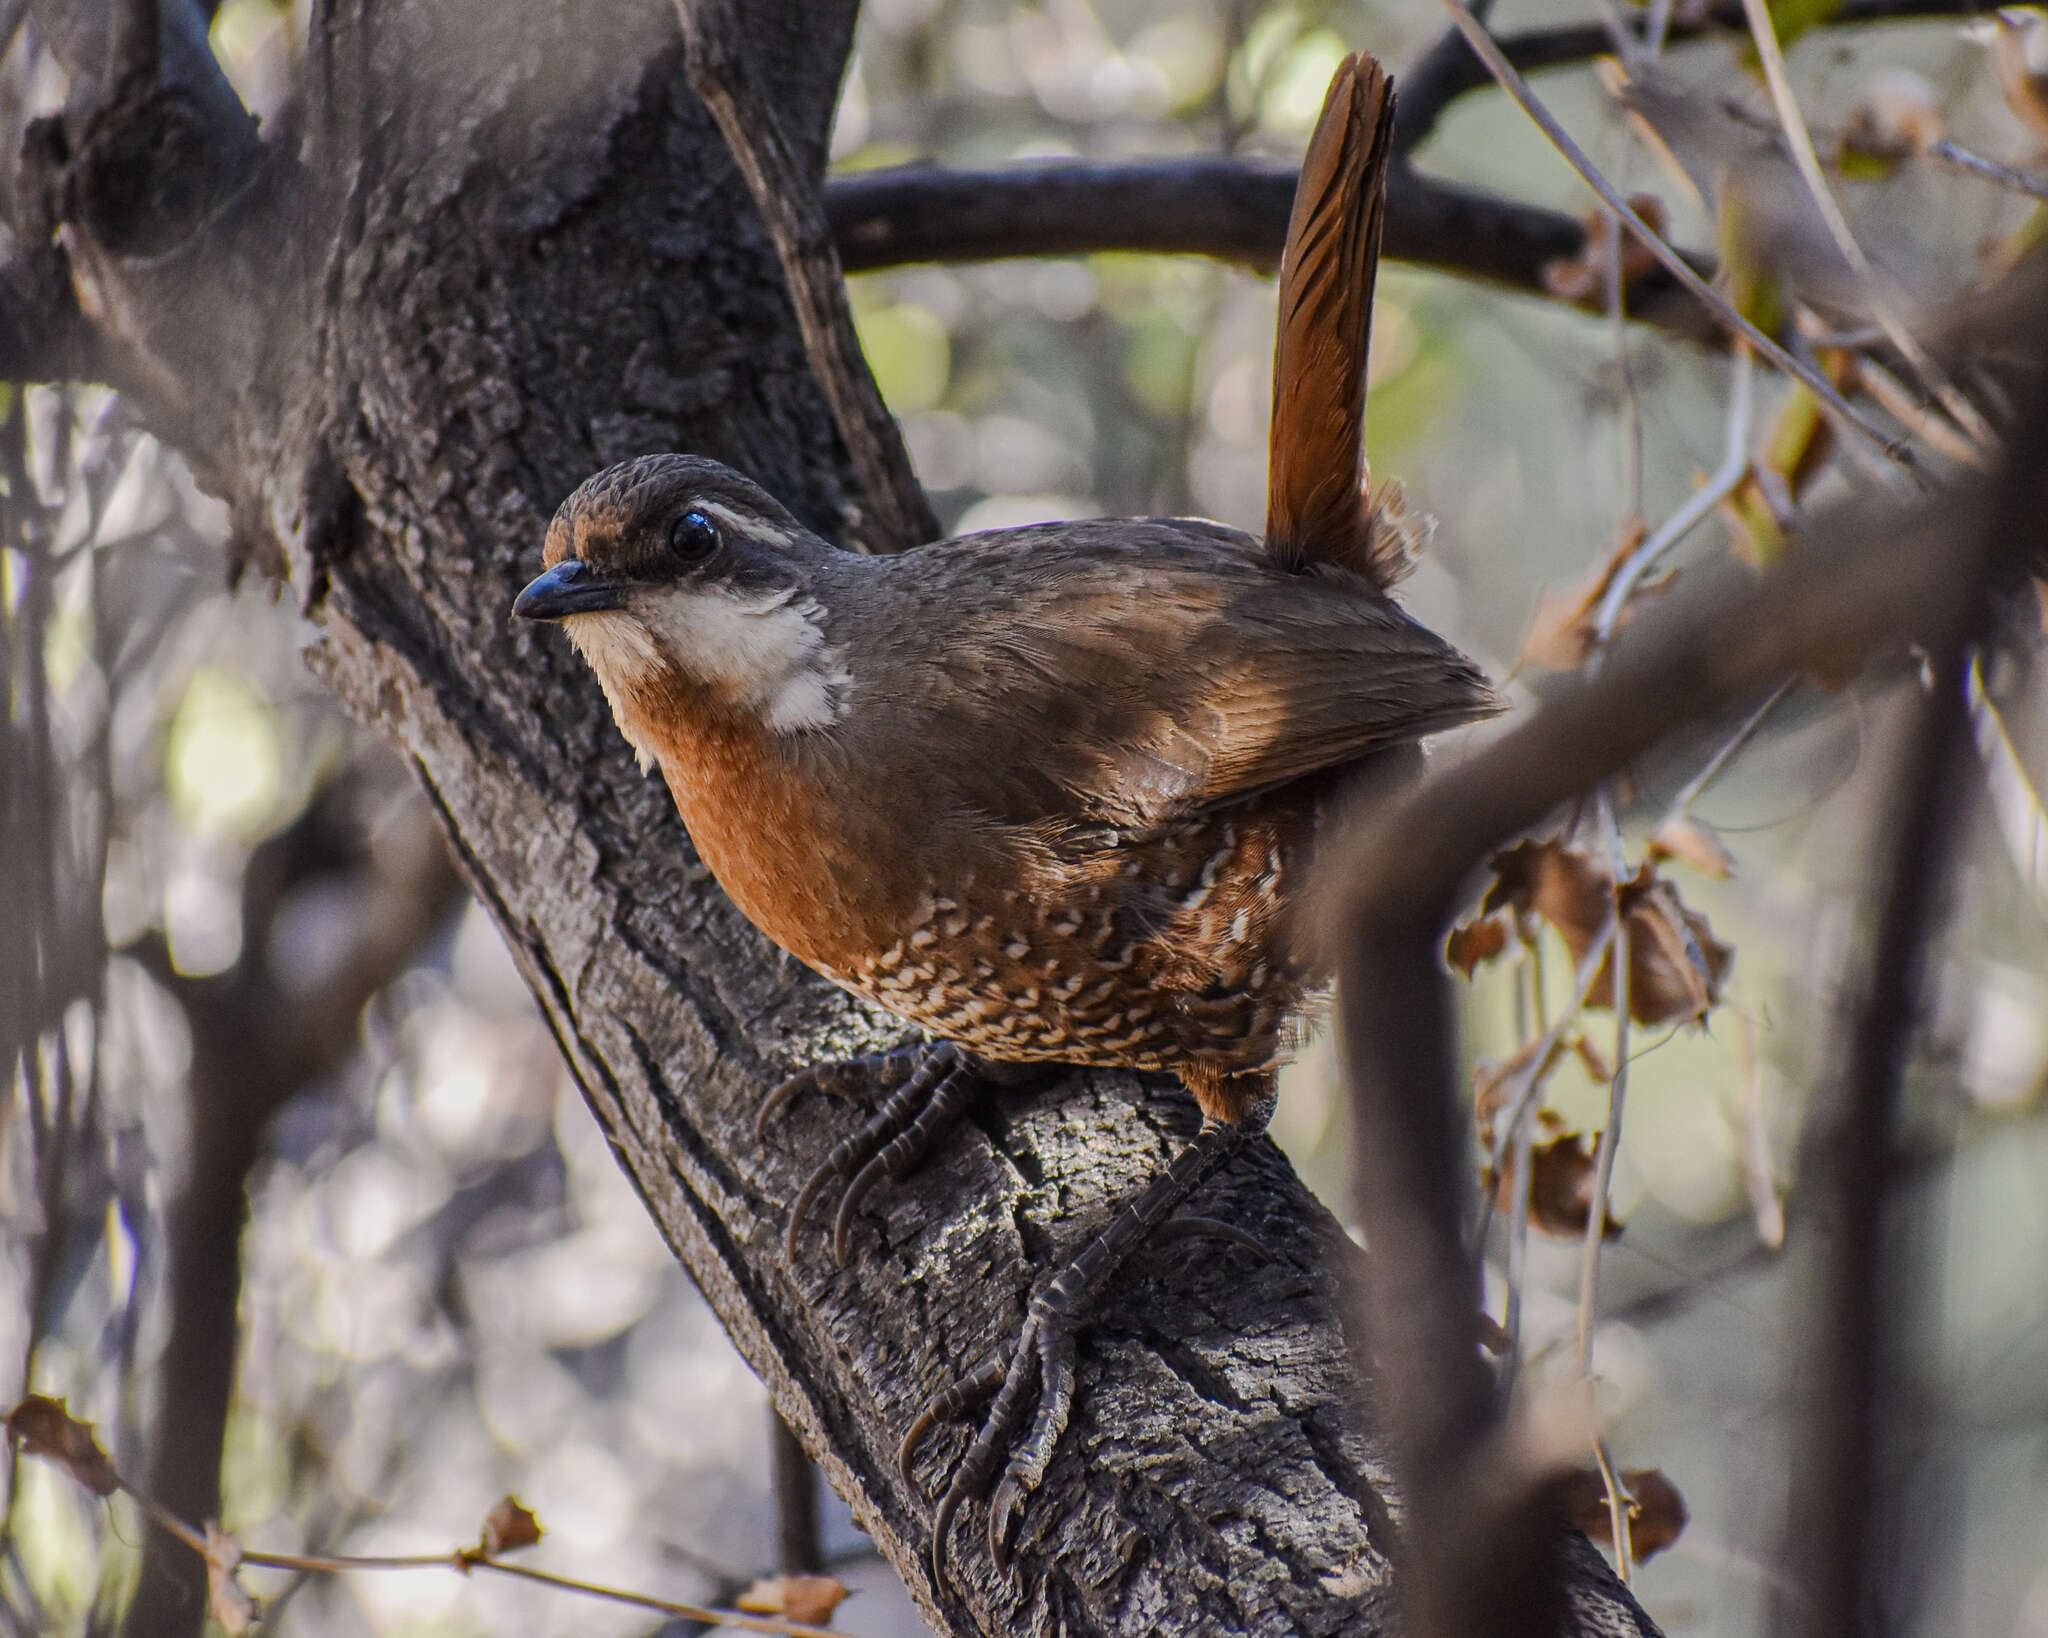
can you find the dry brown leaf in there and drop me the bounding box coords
[477,1495,543,1558]
[1490,1134,1622,1241]
[1646,814,1735,879]
[1445,910,1512,977]
[1590,866,1733,1026]
[1483,838,1613,967]
[6,1396,119,1497]
[738,1575,853,1626]
[1561,1467,1690,1562]
[205,1524,258,1635]
[1521,520,1654,673]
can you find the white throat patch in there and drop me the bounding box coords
[567,583,850,740]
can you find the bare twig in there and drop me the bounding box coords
[1736,0,1998,460]
[1594,345,1756,641]
[1390,0,1987,157]
[1927,139,2048,204]
[1591,1438,1636,1584]
[1668,681,1795,822]
[674,0,937,553]
[1574,798,1631,1384]
[1437,0,1918,474]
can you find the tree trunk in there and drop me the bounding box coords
[14,3,1661,1633]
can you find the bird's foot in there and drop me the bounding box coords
[762,1041,989,1265]
[900,1117,1253,1586]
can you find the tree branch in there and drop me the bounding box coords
[1393,1,1991,158]
[1326,271,2048,1638]
[826,160,1724,343]
[121,779,463,1638]
[1782,312,2048,1638]
[675,0,937,553]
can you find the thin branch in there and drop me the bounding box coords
[769,1411,823,1576]
[1437,0,1919,474]
[1574,797,1631,1382]
[1391,0,1987,157]
[1594,344,1755,641]
[1736,0,1998,460]
[1663,679,1795,823]
[674,0,937,554]
[1927,139,2048,204]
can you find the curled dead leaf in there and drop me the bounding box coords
[1561,1466,1690,1562]
[206,1524,259,1635]
[6,1396,119,1497]
[477,1494,543,1558]
[1592,865,1733,1026]
[1489,1134,1622,1241]
[1646,814,1734,879]
[1483,838,1613,967]
[1446,910,1512,977]
[738,1574,853,1626]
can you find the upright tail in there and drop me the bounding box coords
[1265,53,1412,588]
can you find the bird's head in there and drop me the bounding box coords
[515,455,853,761]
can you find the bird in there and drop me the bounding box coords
[513,52,1495,1583]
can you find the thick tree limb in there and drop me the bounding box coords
[1782,311,2048,1638]
[826,159,1724,343]
[676,0,937,552]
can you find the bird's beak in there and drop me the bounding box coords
[513,559,625,621]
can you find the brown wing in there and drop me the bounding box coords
[1265,52,1399,585]
[857,520,1498,837]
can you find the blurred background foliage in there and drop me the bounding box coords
[4,1,2047,1635]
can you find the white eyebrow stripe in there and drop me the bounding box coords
[694,500,790,547]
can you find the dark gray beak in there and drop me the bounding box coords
[513,559,625,620]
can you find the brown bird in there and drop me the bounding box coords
[514,54,1492,1580]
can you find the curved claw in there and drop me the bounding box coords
[988,1473,1027,1576]
[1146,1214,1268,1260]
[755,1067,821,1145]
[832,1149,895,1268]
[785,1157,847,1263]
[899,1356,1007,1493]
[758,1047,926,1145]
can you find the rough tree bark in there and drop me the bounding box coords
[10,3,1661,1633]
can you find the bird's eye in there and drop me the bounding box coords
[668,509,720,563]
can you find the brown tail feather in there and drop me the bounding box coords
[1264,53,1400,585]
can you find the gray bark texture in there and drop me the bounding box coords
[14,2,1663,1633]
